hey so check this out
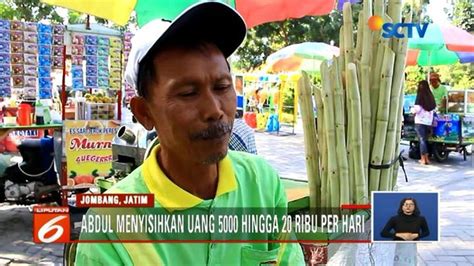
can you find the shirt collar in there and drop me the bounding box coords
[142,144,237,212]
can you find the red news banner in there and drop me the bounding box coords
[33,194,154,243]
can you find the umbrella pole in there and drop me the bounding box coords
[426,50,431,80]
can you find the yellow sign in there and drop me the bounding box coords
[65,120,119,184]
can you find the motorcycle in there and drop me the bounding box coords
[0,137,62,205]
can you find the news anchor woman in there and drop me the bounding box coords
[381,197,430,241]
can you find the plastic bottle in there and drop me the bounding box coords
[35,100,44,125]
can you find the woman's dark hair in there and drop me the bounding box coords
[415,80,436,111]
[397,197,420,216]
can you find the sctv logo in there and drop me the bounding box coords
[368,15,429,38]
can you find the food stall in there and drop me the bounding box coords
[403,89,474,162]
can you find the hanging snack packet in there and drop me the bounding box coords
[0,20,10,30]
[85,35,98,45]
[10,31,23,42]
[110,37,121,48]
[52,45,62,56]
[38,34,52,45]
[38,67,51,78]
[86,56,97,66]
[0,41,9,52]
[24,76,37,87]
[37,24,52,34]
[86,76,98,87]
[0,65,11,76]
[0,53,9,64]
[86,65,97,76]
[72,34,84,45]
[98,77,108,87]
[98,67,108,77]
[109,68,121,79]
[24,43,38,54]
[39,55,51,66]
[11,54,23,64]
[52,56,63,68]
[98,46,108,57]
[109,79,120,89]
[0,31,10,42]
[10,21,23,31]
[71,56,83,66]
[72,66,83,79]
[11,64,23,75]
[25,22,37,32]
[53,35,63,45]
[12,75,24,87]
[53,25,65,35]
[110,48,121,58]
[71,45,83,55]
[24,32,38,43]
[39,45,52,56]
[98,36,109,46]
[25,65,38,76]
[10,42,23,53]
[39,77,52,89]
[24,54,38,65]
[85,45,98,56]
[97,56,108,67]
[0,77,10,86]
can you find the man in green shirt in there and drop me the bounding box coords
[75,2,305,265]
[429,72,447,111]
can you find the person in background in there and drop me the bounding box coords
[429,72,447,112]
[229,112,257,154]
[412,80,436,165]
[380,197,430,241]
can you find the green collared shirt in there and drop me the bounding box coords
[75,146,305,265]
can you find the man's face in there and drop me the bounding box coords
[402,200,415,215]
[144,44,236,164]
[430,78,440,88]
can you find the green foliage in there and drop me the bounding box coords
[234,5,361,71]
[433,64,474,89]
[405,66,425,94]
[0,0,63,23]
[450,0,473,32]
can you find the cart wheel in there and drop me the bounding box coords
[408,142,421,160]
[433,143,450,162]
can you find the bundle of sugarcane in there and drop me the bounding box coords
[297,0,410,209]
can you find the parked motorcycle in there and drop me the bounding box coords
[0,137,62,205]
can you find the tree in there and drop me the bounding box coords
[450,0,473,32]
[0,0,63,23]
[234,5,361,71]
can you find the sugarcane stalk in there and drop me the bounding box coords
[314,88,327,209]
[339,28,346,81]
[369,46,395,193]
[343,2,354,67]
[355,12,364,62]
[347,63,368,204]
[370,0,385,80]
[297,71,321,210]
[390,10,412,190]
[370,16,392,151]
[360,0,373,179]
[391,82,405,190]
[379,8,410,191]
[331,60,350,206]
[388,0,403,51]
[321,61,340,209]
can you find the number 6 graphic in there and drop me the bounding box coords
[37,215,67,243]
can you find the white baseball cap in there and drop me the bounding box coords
[125,2,247,93]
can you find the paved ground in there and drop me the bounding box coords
[0,121,472,265]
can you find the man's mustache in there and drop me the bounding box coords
[190,122,233,140]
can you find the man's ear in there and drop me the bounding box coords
[130,96,154,130]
